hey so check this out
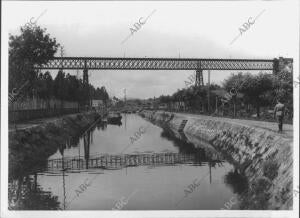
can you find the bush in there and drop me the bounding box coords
[263,159,279,180]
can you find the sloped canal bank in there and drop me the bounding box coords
[9,112,101,185]
[140,110,293,209]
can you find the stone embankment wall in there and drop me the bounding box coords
[140,110,293,210]
[9,112,100,179]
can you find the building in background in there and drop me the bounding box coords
[92,99,104,108]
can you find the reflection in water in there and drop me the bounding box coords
[160,128,224,162]
[47,152,224,171]
[84,132,90,169]
[124,113,127,130]
[8,174,60,210]
[109,120,122,126]
[96,122,107,131]
[160,127,249,200]
[160,128,225,185]
[9,114,249,210]
[224,168,248,195]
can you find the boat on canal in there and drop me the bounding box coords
[107,112,122,124]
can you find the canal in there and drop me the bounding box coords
[9,113,248,210]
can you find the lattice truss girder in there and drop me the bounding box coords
[37,58,274,70]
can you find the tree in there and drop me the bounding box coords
[224,72,274,117]
[35,71,53,99]
[64,73,80,101]
[272,69,293,118]
[9,25,60,92]
[91,86,109,104]
[9,24,110,107]
[53,70,66,100]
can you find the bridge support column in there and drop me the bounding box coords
[83,68,90,107]
[195,69,204,87]
[273,57,293,75]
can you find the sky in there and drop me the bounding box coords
[3,1,299,99]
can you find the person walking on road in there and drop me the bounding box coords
[274,99,285,133]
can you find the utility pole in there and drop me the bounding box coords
[60,46,64,58]
[124,88,126,105]
[207,70,211,114]
[60,46,65,110]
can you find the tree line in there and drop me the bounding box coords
[35,70,109,103]
[9,24,109,105]
[157,70,293,120]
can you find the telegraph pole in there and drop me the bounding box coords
[207,70,211,113]
[60,46,65,110]
[124,88,126,105]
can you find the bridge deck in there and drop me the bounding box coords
[36,57,275,70]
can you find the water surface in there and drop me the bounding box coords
[9,114,247,210]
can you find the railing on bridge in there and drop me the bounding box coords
[47,152,224,171]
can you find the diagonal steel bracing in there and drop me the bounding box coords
[35,57,274,71]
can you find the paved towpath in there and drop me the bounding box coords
[175,112,293,140]
[9,111,294,140]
